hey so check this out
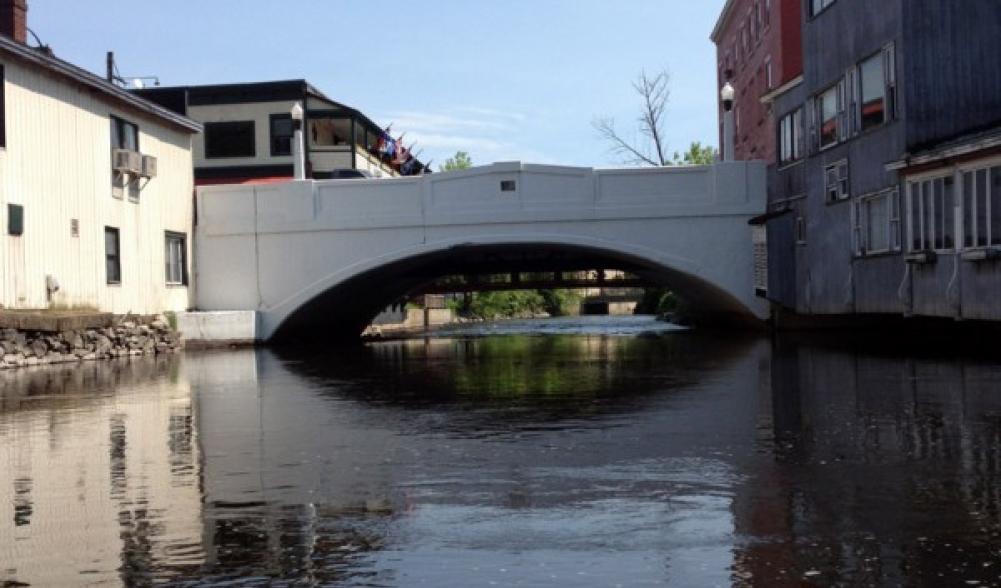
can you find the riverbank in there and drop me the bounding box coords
[0,314,182,370]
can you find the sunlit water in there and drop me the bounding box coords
[2,316,1001,586]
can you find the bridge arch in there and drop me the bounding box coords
[267,233,761,342]
[193,162,769,342]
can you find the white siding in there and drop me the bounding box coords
[0,58,194,314]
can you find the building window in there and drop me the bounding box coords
[961,165,1001,249]
[309,117,352,148]
[0,64,5,148]
[796,215,807,245]
[111,116,140,201]
[165,231,187,286]
[105,227,121,285]
[764,0,771,26]
[860,53,887,131]
[778,108,803,164]
[825,160,849,202]
[765,58,774,90]
[883,44,897,122]
[854,189,901,255]
[204,121,256,159]
[908,175,956,252]
[817,86,839,148]
[270,114,293,157]
[810,0,835,17]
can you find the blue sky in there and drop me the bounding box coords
[29,0,725,168]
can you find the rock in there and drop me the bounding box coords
[1,328,18,341]
[30,340,47,358]
[95,335,113,355]
[155,343,170,354]
[3,353,22,366]
[0,341,16,355]
[151,319,169,332]
[138,325,151,336]
[74,349,89,358]
[120,321,136,330]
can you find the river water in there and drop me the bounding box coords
[2,316,1001,587]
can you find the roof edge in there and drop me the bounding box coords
[711,0,739,43]
[0,36,201,133]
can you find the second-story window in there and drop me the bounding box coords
[111,116,139,201]
[817,86,839,148]
[270,114,293,157]
[111,116,139,152]
[778,108,804,165]
[860,53,887,131]
[204,121,256,159]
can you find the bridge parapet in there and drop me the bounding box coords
[198,161,766,237]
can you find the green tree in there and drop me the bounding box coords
[672,142,717,166]
[440,151,473,172]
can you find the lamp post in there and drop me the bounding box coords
[291,101,306,180]
[721,82,736,162]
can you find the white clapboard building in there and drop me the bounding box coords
[0,1,201,315]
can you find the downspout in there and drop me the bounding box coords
[946,253,962,319]
[897,263,912,317]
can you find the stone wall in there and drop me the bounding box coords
[0,316,182,370]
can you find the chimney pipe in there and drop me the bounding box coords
[0,0,27,44]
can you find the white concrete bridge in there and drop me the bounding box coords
[194,161,767,342]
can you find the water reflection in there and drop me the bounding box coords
[1,324,1001,586]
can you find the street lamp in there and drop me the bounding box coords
[721,82,736,162]
[290,101,306,180]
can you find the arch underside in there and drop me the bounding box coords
[270,242,761,343]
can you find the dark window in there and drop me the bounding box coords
[105,227,121,284]
[778,108,803,164]
[860,53,886,131]
[7,203,23,236]
[204,121,256,159]
[270,114,293,156]
[810,0,835,17]
[1,65,5,148]
[165,231,187,285]
[111,116,139,151]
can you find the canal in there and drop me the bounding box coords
[2,316,1001,586]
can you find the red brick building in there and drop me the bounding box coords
[711,0,802,163]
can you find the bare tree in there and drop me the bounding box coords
[593,69,671,166]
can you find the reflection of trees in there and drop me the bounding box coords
[731,336,1001,586]
[275,333,758,433]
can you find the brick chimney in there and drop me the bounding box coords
[0,0,27,44]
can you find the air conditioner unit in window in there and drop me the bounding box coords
[113,149,142,174]
[141,155,158,179]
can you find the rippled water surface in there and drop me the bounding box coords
[3,316,1001,587]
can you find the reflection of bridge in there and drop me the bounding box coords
[194,161,767,341]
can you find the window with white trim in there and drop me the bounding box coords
[817,86,839,148]
[165,231,187,286]
[860,52,887,131]
[854,189,901,255]
[908,175,956,252]
[778,108,803,165]
[825,160,849,202]
[961,165,1001,249]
